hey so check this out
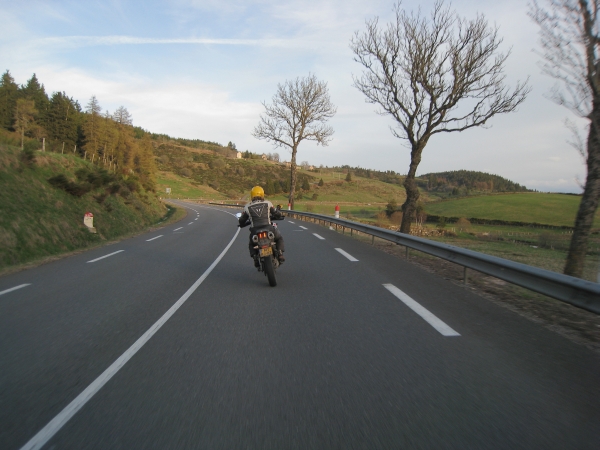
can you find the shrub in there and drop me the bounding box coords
[311,193,319,201]
[385,199,398,217]
[345,172,352,182]
[180,168,192,177]
[456,217,471,230]
[295,191,304,200]
[375,211,388,227]
[437,217,447,229]
[20,148,36,168]
[318,178,324,186]
[48,174,91,197]
[390,211,403,225]
[306,203,314,212]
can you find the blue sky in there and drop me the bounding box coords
[0,0,587,192]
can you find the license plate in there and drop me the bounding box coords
[259,247,273,257]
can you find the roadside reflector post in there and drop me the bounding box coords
[335,204,340,219]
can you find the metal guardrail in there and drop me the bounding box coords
[208,203,600,314]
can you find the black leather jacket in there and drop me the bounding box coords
[238,199,284,228]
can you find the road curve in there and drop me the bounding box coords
[0,201,599,449]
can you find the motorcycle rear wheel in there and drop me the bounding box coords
[263,256,277,287]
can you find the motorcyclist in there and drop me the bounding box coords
[238,186,285,267]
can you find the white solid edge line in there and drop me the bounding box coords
[313,233,325,240]
[20,227,242,450]
[173,227,183,231]
[86,250,124,263]
[146,235,163,242]
[0,284,31,296]
[335,248,358,262]
[383,284,460,337]
[299,226,307,230]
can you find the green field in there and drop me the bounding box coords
[424,193,600,228]
[156,171,227,200]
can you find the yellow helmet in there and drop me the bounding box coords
[251,185,264,200]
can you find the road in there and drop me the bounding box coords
[1,201,599,449]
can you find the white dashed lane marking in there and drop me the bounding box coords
[146,235,163,242]
[174,227,183,231]
[0,284,31,297]
[299,226,307,230]
[383,284,460,337]
[188,222,194,225]
[313,233,325,240]
[335,248,358,262]
[87,250,124,263]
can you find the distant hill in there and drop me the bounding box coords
[418,170,530,197]
[152,141,314,199]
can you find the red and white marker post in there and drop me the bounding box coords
[335,205,340,218]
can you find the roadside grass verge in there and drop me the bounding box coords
[0,144,174,272]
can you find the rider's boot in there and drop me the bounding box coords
[278,250,285,263]
[252,254,260,268]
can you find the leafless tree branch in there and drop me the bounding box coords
[351,0,529,233]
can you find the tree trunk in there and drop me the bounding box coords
[564,105,600,278]
[288,146,299,209]
[399,142,425,233]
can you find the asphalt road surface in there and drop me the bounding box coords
[1,202,599,449]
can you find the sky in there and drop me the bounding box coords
[0,0,588,192]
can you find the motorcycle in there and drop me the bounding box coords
[236,210,284,287]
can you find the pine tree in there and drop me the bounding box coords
[14,99,37,150]
[0,70,19,130]
[47,92,79,149]
[21,74,50,130]
[83,96,102,159]
[345,172,352,182]
[318,178,324,186]
[113,106,132,125]
[302,178,310,191]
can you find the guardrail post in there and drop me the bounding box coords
[371,235,375,245]
[405,246,409,259]
[464,267,469,285]
[351,228,353,237]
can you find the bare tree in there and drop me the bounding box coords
[113,106,133,125]
[530,0,600,278]
[351,1,529,233]
[253,74,336,208]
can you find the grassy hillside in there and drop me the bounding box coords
[424,193,600,228]
[0,144,170,270]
